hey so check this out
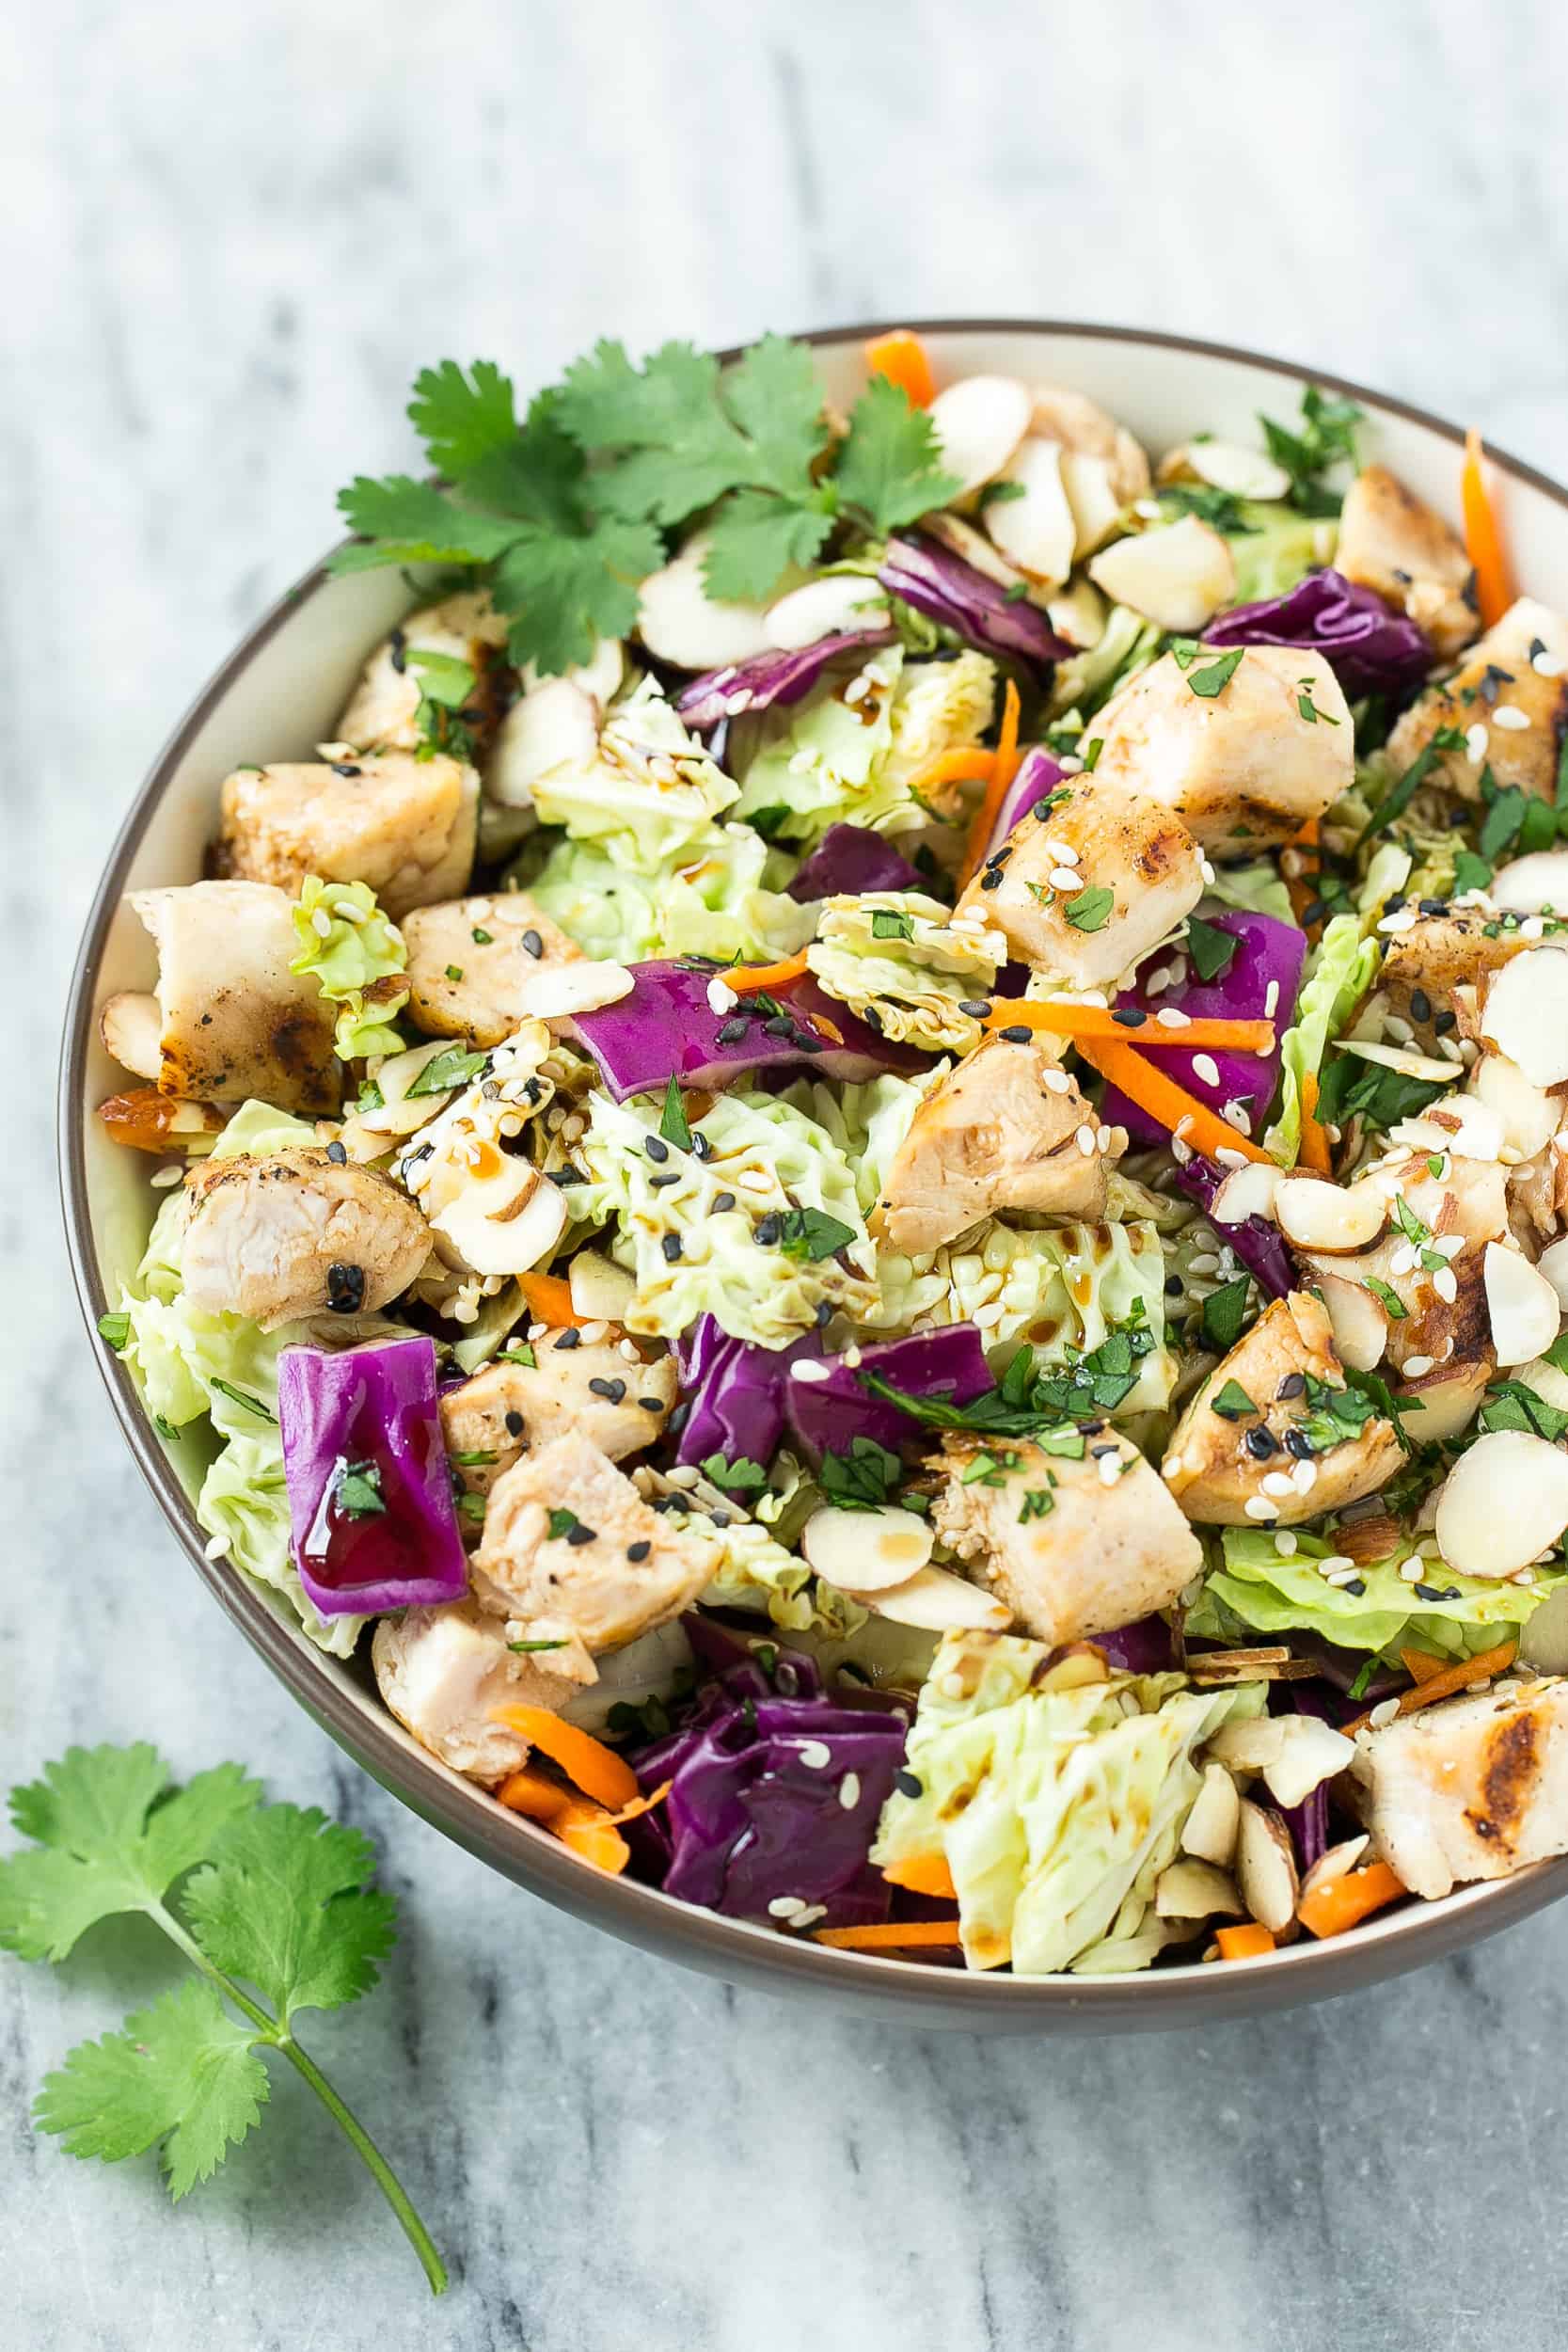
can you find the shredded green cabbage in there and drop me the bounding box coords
[531,674,737,867]
[289,876,407,1060]
[1227,502,1338,604]
[807,891,1005,1051]
[526,824,815,963]
[1193,1530,1568,1664]
[1201,862,1295,926]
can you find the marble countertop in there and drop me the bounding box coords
[9,1,1568,2344]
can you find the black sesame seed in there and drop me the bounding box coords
[1408,988,1433,1023]
[388,627,407,674]
[325,1138,348,1164]
[504,1409,525,1438]
[667,1403,690,1435]
[1413,1581,1445,1601]
[636,1395,664,1413]
[1283,1426,1314,1460]
[690,1135,711,1161]
[554,1328,581,1350]
[661,1232,684,1261]
[331,760,362,778]
[815,1299,832,1327]
[1001,1024,1032,1043]
[325,1262,365,1313]
[548,1166,585,1185]
[565,1522,597,1546]
[645,1136,670,1163]
[762,1014,794,1037]
[716,1019,750,1045]
[987,845,1013,867]
[863,1007,884,1036]
[522,930,544,959]
[1244,1425,1279,1459]
[1385,894,1407,915]
[626,1540,652,1562]
[1275,1373,1307,1400]
[712,1191,737,1214]
[1079,1420,1105,1438]
[895,1769,924,1800]
[1418,898,1449,916]
[589,1376,626,1404]
[1090,1442,1119,1458]
[523,1077,544,1104]
[958,998,992,1018]
[979,868,1004,891]
[1164,1275,1184,1297]
[1112,1007,1148,1027]
[1341,1577,1367,1597]
[709,1511,731,1530]
[1433,1009,1457,1036]
[649,1170,679,1188]
[1301,898,1327,927]
[754,1214,782,1246]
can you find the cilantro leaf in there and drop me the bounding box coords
[330,477,518,570]
[1184,916,1240,985]
[182,1804,397,2025]
[703,486,834,602]
[819,1436,902,1510]
[1210,1380,1259,1421]
[1185,648,1244,698]
[835,374,961,532]
[698,1453,770,1496]
[659,1075,692,1152]
[406,358,520,481]
[35,1980,269,2201]
[1259,384,1362,516]
[775,1208,858,1262]
[1065,886,1114,932]
[492,514,662,677]
[1200,1276,1252,1355]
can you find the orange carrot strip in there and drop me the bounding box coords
[879,1853,958,1899]
[495,1767,573,1823]
[905,748,998,801]
[552,1799,631,1877]
[1400,1646,1446,1687]
[1297,1860,1406,1940]
[956,679,1023,889]
[984,1003,1275,1054]
[601,1779,673,1829]
[1075,1037,1273,1166]
[1284,814,1323,934]
[1462,427,1513,628]
[1298,1071,1333,1176]
[517,1272,589,1329]
[812,1919,965,1951]
[1214,1923,1275,1961]
[1340,1638,1516,1738]
[721,950,813,998]
[864,328,935,408]
[488,1707,641,1809]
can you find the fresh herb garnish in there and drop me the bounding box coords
[1450,849,1494,898]
[1210,1379,1259,1422]
[658,1074,692,1152]
[1184,916,1240,984]
[407,1045,487,1098]
[405,648,479,760]
[1160,483,1258,534]
[1363,1276,1409,1321]
[0,1743,445,2292]
[1357,727,1466,847]
[499,1342,537,1370]
[97,1310,131,1351]
[699,1453,770,1496]
[774,1208,857,1261]
[334,1460,386,1518]
[508,1638,568,1654]
[819,1436,902,1511]
[1314,1053,1447,1135]
[863,1316,1152,1439]
[1346,1658,1377,1702]
[209,1379,277,1424]
[1259,384,1363,516]
[1185,647,1244,699]
[871,909,915,941]
[1297,681,1339,726]
[1200,1276,1252,1355]
[1480,1379,1568,1443]
[1018,1487,1055,1522]
[546,1508,581,1541]
[1065,885,1115,932]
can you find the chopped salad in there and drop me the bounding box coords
[93,327,1568,1976]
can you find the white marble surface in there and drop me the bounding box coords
[9,1,1568,2344]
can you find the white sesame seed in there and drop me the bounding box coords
[204,1532,230,1559]
[1399,1555,1426,1582]
[1465,722,1490,763]
[311,907,333,936]
[1534,648,1565,677]
[724,690,754,716]
[1188,1252,1221,1276]
[1041,838,1079,866]
[790,1359,832,1383]
[1049,867,1081,891]
[799,1740,832,1770]
[1492,704,1530,731]
[1384,1015,1415,1045]
[1191,1053,1222,1088]
[1215,1146,1249,1169]
[1292,1460,1317,1492]
[1156,1007,1191,1029]
[1075,1124,1097,1156]
[1436,1035,1465,1063]
[1378,908,1418,935]
[1095,1124,1114,1152]
[1264,981,1280,1018]
[1369,1698,1402,1727]
[1402,1354,1434,1378]
[578,1320,609,1346]
[619,1337,641,1362]
[1098,1452,1124,1487]
[333,898,366,922]
[1262,1471,1296,1498]
[1389,1245,1418,1278]
[838,1773,862,1810]
[1146,968,1173,998]
[1318,1553,1355,1576]
[1514,1568,1538,1587]
[1433,1233,1465,1257]
[1042,1067,1073,1094]
[1244,1496,1279,1521]
[768,1896,807,1919]
[971,1301,1006,1329]
[1275,1532,1298,1555]
[527,1321,547,1341]
[1324,1567,1361,1587]
[1222,1101,1253,1136]
[1433,1265,1458,1304]
[1199,858,1216,884]
[1170,1136,1195,1165]
[665,1464,699,1488]
[706,976,738,1015]
[1520,915,1546,941]
[150,1164,184,1189]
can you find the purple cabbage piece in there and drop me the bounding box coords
[572,960,917,1101]
[1093,1615,1177,1675]
[785,823,924,903]
[672,1320,813,1470]
[1171,1152,1298,1300]
[1202,568,1432,701]
[879,533,1070,668]
[987,745,1067,857]
[277,1337,467,1618]
[1100,911,1307,1151]
[676,630,895,734]
[784,1325,995,1462]
[631,1650,910,1925]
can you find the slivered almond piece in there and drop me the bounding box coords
[927,374,1034,499]
[1235,1799,1300,1933]
[1433,1429,1568,1578]
[1483,1241,1561,1366]
[1275,1175,1387,1254]
[1181,1761,1242,1867]
[1155,1859,1244,1920]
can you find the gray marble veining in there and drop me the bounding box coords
[7,1,1568,2344]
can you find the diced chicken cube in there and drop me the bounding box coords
[871,1031,1117,1255]
[1162,1291,1402,1526]
[933,1427,1202,1646]
[471,1432,713,1678]
[1353,1678,1568,1899]
[1385,598,1568,805]
[1303,1146,1507,1389]
[1335,466,1479,660]
[336,593,508,755]
[1094,644,1354,851]
[402,893,585,1046]
[181,1147,431,1329]
[440,1333,676,1500]
[109,881,341,1115]
[955,772,1204,990]
[216,751,479,917]
[1376,909,1535,1042]
[372,1597,578,1784]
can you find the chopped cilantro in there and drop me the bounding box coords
[1184,916,1240,984]
[1018,1487,1055,1522]
[1065,885,1114,932]
[699,1453,770,1496]
[209,1379,277,1424]
[658,1075,692,1152]
[498,1342,537,1370]
[871,909,915,941]
[407,1046,486,1098]
[1258,384,1363,516]
[1200,1276,1252,1355]
[334,1462,386,1518]
[774,1207,857,1262]
[1185,647,1244,699]
[1363,1275,1408,1320]
[546,1508,581,1541]
[1210,1379,1259,1422]
[97,1310,131,1352]
[819,1436,902,1511]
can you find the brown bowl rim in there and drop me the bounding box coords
[57,317,1568,2027]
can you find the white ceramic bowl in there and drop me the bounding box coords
[60,322,1568,2029]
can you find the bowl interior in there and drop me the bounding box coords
[62,321,1568,2027]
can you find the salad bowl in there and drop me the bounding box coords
[60,320,1568,2031]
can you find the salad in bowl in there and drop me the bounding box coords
[87,324,1568,1981]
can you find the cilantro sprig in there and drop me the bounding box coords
[0,1745,444,2293]
[1259,384,1363,517]
[334,341,960,673]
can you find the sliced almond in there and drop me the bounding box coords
[1433,1428,1568,1578]
[801,1503,935,1593]
[1317,1273,1389,1374]
[1480,948,1568,1087]
[567,1248,637,1324]
[1483,1240,1561,1366]
[486,678,598,808]
[100,991,164,1082]
[1154,1858,1243,1921]
[521,635,624,709]
[1336,1512,1400,1565]
[1396,1359,1492,1442]
[1181,1761,1242,1867]
[1537,1235,1568,1310]
[858,1564,1011,1632]
[1470,1052,1560,1159]
[1035,1645,1113,1692]
[1204,1717,1288,1774]
[636,535,776,671]
[1275,1175,1387,1254]
[1235,1800,1299,1933]
[430,1162,569,1280]
[765,576,891,650]
[1488,848,1568,914]
[984,437,1078,587]
[1210,1161,1282,1227]
[1086,516,1236,632]
[1058,449,1124,558]
[923,509,1027,590]
[1157,438,1292,504]
[510,960,634,1023]
[1338,1039,1460,1085]
[1045,575,1108,650]
[1298,1835,1370,1905]
[1260,1716,1356,1811]
[927,374,1033,500]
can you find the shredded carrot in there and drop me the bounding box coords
[1284,813,1323,936]
[904,748,998,802]
[721,950,813,998]
[879,1853,958,1899]
[864,328,935,408]
[1462,426,1513,628]
[1297,1860,1406,1940]
[812,1919,965,1952]
[1075,1036,1273,1167]
[956,679,1023,889]
[1340,1638,1517,1738]
[1400,1646,1446,1687]
[1214,1923,1275,1961]
[495,1767,573,1823]
[517,1272,589,1329]
[984,1003,1276,1055]
[601,1779,673,1829]
[1298,1071,1333,1176]
[488,1707,641,1810]
[550,1798,631,1877]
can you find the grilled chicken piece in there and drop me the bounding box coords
[1353,1678,1568,1899]
[872,1032,1117,1254]
[1335,466,1479,660]
[103,882,341,1115]
[216,751,479,918]
[955,773,1204,991]
[1094,644,1354,851]
[336,592,508,755]
[402,893,585,1046]
[1385,598,1568,805]
[181,1147,431,1329]
[1162,1292,1402,1526]
[1375,909,1536,1043]
[372,1597,577,1784]
[933,1427,1202,1646]
[441,1335,677,1502]
[471,1432,713,1681]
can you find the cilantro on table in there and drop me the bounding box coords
[334,341,959,672]
[0,1745,444,2293]
[1259,384,1363,516]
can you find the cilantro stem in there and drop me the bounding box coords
[147,1899,447,2295]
